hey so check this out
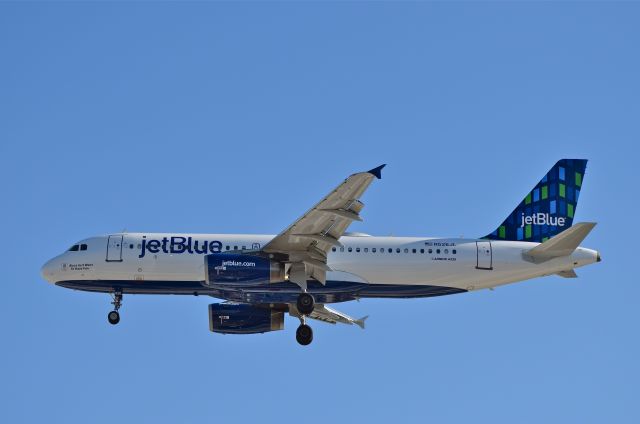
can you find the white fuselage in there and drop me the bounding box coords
[41,233,599,295]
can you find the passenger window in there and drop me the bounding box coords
[364,248,368,253]
[340,247,344,252]
[129,244,134,249]
[242,246,246,250]
[372,248,377,253]
[428,248,433,254]
[437,249,441,254]
[80,244,88,251]
[226,246,230,251]
[453,249,457,254]
[404,248,408,253]
[356,247,360,253]
[234,246,238,250]
[388,248,392,253]
[396,248,400,253]
[332,247,336,252]
[420,249,424,254]
[444,249,449,254]
[69,245,79,251]
[412,249,416,253]
[348,247,353,252]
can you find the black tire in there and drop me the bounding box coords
[296,324,313,346]
[108,310,120,325]
[297,293,315,315]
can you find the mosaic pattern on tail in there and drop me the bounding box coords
[484,159,588,243]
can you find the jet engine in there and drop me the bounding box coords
[208,303,285,334]
[204,253,284,286]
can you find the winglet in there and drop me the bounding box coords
[367,164,386,179]
[355,315,369,330]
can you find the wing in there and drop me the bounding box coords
[262,164,385,289]
[293,304,368,329]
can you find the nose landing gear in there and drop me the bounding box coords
[296,293,315,345]
[107,310,120,325]
[108,290,123,325]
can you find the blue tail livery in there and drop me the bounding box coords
[484,159,588,243]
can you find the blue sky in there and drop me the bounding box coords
[1,2,638,423]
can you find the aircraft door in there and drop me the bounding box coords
[476,241,492,270]
[106,235,123,262]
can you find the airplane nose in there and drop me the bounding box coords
[41,259,57,283]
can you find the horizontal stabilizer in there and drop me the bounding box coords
[524,222,597,263]
[556,270,578,278]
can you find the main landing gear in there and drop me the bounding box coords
[297,292,314,315]
[296,292,315,346]
[108,290,123,325]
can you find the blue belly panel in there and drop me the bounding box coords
[56,279,467,304]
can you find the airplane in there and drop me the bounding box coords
[41,159,600,345]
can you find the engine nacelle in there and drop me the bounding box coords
[208,303,285,334]
[204,253,284,286]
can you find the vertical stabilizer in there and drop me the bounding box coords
[484,159,588,243]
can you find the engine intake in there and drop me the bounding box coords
[208,303,285,334]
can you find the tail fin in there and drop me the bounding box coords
[484,159,588,243]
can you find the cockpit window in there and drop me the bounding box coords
[80,244,88,251]
[68,244,79,251]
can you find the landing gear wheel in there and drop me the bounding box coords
[108,310,120,325]
[108,290,123,325]
[297,292,315,315]
[296,324,313,346]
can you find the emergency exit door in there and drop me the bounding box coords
[106,235,123,262]
[476,241,492,270]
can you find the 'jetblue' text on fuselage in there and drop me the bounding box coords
[139,236,222,258]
